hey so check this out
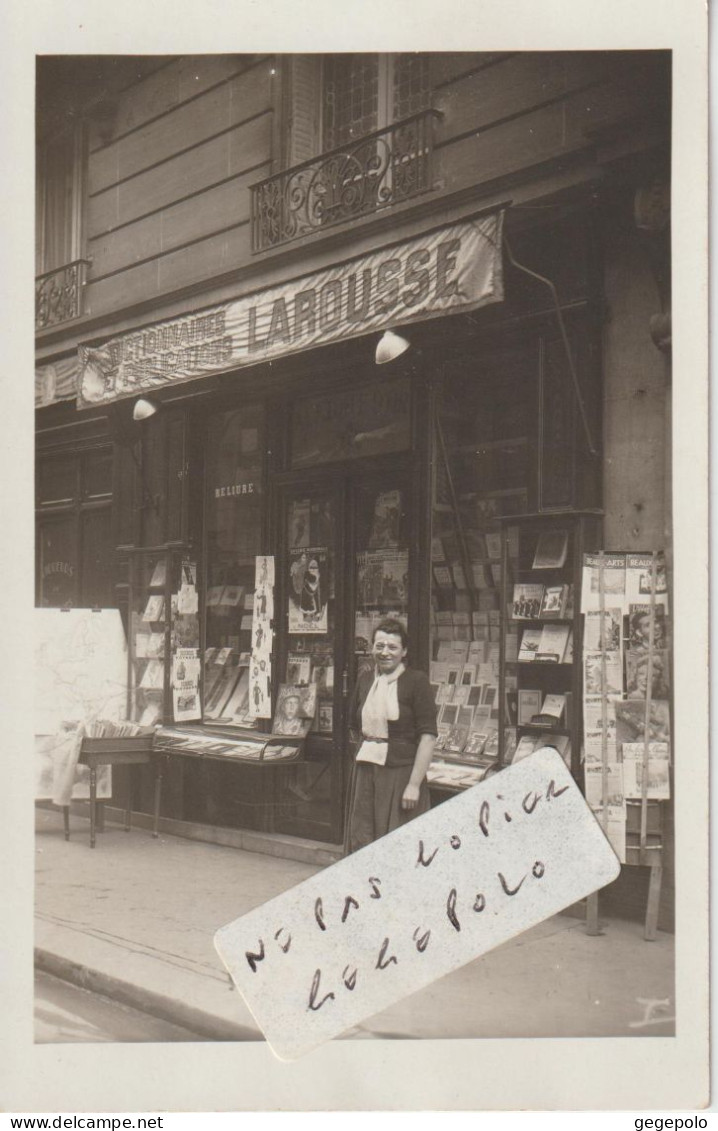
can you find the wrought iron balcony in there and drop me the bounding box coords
[251,109,441,253]
[35,258,91,332]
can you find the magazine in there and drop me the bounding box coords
[628,602,667,649]
[583,650,623,696]
[625,649,670,700]
[615,699,670,746]
[539,584,570,619]
[517,689,541,725]
[580,553,627,612]
[518,627,543,661]
[583,607,623,651]
[622,742,671,800]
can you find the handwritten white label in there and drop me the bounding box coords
[214,748,619,1060]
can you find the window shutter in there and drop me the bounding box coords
[284,55,322,167]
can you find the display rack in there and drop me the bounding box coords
[126,545,199,727]
[498,512,602,776]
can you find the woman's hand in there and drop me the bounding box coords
[401,782,421,810]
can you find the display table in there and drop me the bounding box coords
[62,736,160,848]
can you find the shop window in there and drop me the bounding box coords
[427,345,537,765]
[290,376,411,468]
[202,405,265,725]
[36,447,113,608]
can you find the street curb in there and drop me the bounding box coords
[35,946,260,1043]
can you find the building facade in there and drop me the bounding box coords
[36,52,672,921]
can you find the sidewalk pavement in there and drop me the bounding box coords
[35,806,676,1042]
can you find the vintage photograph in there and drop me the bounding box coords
[19,7,707,1114]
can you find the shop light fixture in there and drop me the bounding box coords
[375,329,410,365]
[132,396,159,422]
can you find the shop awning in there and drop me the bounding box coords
[77,211,504,410]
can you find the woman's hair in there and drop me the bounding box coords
[373,617,408,649]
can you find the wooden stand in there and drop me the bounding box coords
[63,736,161,848]
[586,800,664,940]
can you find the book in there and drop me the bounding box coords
[444,724,469,753]
[518,628,543,661]
[433,565,454,589]
[512,734,538,763]
[532,529,568,569]
[463,730,488,756]
[286,653,311,685]
[142,595,165,623]
[485,532,502,560]
[530,693,566,726]
[511,583,544,619]
[539,584,570,619]
[439,703,459,727]
[149,560,167,588]
[533,733,571,766]
[517,689,541,725]
[536,623,571,662]
[430,537,445,562]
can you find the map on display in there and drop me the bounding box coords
[35,609,128,801]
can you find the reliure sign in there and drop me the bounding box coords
[78,213,503,408]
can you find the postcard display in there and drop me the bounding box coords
[580,551,671,867]
[128,550,201,728]
[427,502,518,791]
[498,513,601,787]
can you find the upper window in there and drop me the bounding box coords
[323,54,431,150]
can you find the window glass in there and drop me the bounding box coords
[82,448,113,499]
[38,455,77,504]
[80,508,114,608]
[38,516,78,607]
[291,377,410,468]
[428,346,536,770]
[324,55,379,148]
[393,54,432,119]
[203,406,264,725]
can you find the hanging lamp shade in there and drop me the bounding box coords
[375,329,410,365]
[132,396,159,422]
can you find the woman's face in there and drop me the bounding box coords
[372,630,407,674]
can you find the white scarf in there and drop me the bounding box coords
[355,663,405,766]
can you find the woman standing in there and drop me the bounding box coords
[347,618,437,853]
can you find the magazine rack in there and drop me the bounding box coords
[498,512,602,774]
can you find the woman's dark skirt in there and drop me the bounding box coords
[347,761,430,853]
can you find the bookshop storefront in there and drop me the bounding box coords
[71,203,618,855]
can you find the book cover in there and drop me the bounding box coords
[463,730,488,756]
[518,627,543,661]
[511,583,544,619]
[512,734,538,763]
[485,532,502,560]
[149,560,167,589]
[142,595,165,623]
[531,693,566,726]
[433,565,454,589]
[532,529,568,569]
[517,689,541,725]
[444,724,469,753]
[286,653,311,685]
[539,584,569,619]
[533,733,571,766]
[536,623,571,662]
[439,703,459,727]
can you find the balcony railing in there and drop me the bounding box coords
[251,109,441,253]
[36,258,91,332]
